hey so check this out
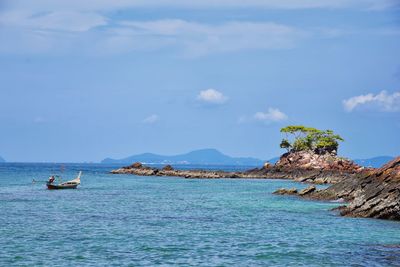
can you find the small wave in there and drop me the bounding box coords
[330,198,345,203]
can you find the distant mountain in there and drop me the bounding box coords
[102,149,266,166]
[0,156,5,163]
[354,156,395,168]
[102,149,394,168]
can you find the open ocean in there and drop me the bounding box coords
[1,163,400,266]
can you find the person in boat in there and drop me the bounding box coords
[48,176,55,184]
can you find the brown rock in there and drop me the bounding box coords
[263,162,273,169]
[131,162,143,169]
[311,156,400,220]
[162,165,174,171]
[275,151,362,173]
[273,188,298,195]
[299,186,316,196]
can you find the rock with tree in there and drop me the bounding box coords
[275,126,363,173]
[279,125,344,155]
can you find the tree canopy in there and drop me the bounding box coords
[280,125,344,155]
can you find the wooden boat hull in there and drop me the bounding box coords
[46,171,81,190]
[46,183,78,190]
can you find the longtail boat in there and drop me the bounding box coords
[46,171,81,190]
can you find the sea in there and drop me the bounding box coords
[1,163,400,266]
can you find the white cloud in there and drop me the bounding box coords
[254,108,288,122]
[4,0,398,11]
[343,90,400,112]
[197,89,227,104]
[1,0,397,55]
[108,20,305,57]
[143,114,160,124]
[0,17,306,56]
[0,11,107,32]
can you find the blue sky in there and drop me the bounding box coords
[0,0,399,162]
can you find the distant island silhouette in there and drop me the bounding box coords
[102,148,393,168]
[102,148,269,166]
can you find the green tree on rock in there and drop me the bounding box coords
[280,125,344,155]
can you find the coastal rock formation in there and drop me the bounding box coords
[276,156,400,220]
[274,186,316,197]
[112,163,249,179]
[245,151,366,184]
[273,188,298,195]
[162,165,174,171]
[316,156,400,220]
[276,151,364,173]
[298,185,316,196]
[111,151,365,184]
[112,156,400,220]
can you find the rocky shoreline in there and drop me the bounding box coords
[111,151,366,184]
[274,156,400,220]
[111,151,400,220]
[111,165,361,184]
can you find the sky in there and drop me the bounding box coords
[0,0,399,162]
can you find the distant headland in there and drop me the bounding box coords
[0,156,5,163]
[102,148,392,168]
[102,148,268,166]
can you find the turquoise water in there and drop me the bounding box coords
[1,163,400,266]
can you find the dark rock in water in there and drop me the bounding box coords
[162,165,174,171]
[308,156,400,220]
[131,162,143,169]
[273,188,298,195]
[273,186,317,197]
[299,186,316,196]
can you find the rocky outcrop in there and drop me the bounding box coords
[299,185,316,196]
[111,151,365,184]
[274,185,316,197]
[245,167,358,184]
[244,151,366,184]
[162,165,174,171]
[315,157,400,220]
[112,163,261,179]
[276,156,400,220]
[276,151,364,172]
[273,188,298,195]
